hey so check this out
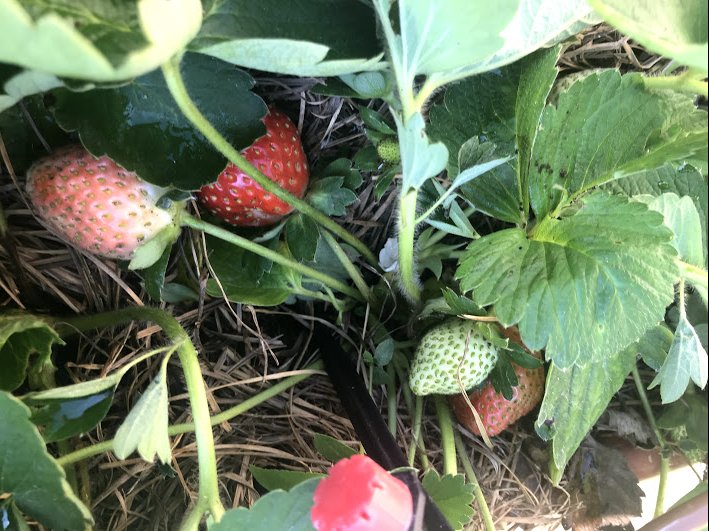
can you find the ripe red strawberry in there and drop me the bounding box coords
[26,145,182,267]
[198,108,309,227]
[311,455,413,531]
[450,327,545,437]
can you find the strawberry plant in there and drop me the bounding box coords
[1,0,707,530]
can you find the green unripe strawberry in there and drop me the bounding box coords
[376,139,401,164]
[409,319,500,396]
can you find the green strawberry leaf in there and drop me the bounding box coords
[313,433,358,462]
[638,193,704,267]
[650,314,708,403]
[113,365,171,463]
[421,470,474,531]
[29,389,115,443]
[205,235,295,306]
[209,478,319,531]
[0,0,201,81]
[516,45,561,217]
[427,62,521,176]
[529,71,708,219]
[313,158,363,191]
[374,338,395,366]
[249,466,324,492]
[457,192,678,367]
[306,176,358,216]
[456,138,521,224]
[604,164,708,263]
[440,288,485,317]
[535,344,637,482]
[397,112,448,192]
[358,106,396,135]
[387,0,518,80]
[285,214,319,262]
[193,0,383,77]
[0,391,93,530]
[489,352,520,400]
[51,52,267,190]
[424,0,595,84]
[637,325,674,371]
[0,312,63,391]
[339,71,392,100]
[589,0,708,75]
[137,247,172,302]
[25,368,125,443]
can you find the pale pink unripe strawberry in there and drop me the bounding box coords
[26,145,182,268]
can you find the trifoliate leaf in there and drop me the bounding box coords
[529,71,708,219]
[421,470,474,530]
[637,325,674,371]
[457,192,677,367]
[0,391,93,530]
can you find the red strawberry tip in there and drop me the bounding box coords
[310,454,413,531]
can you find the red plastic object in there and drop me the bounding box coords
[311,454,414,531]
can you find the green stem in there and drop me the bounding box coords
[643,73,708,98]
[321,230,370,302]
[56,363,323,467]
[632,364,669,517]
[387,363,398,436]
[408,395,424,467]
[434,396,457,476]
[160,56,377,268]
[398,189,421,304]
[678,260,708,290]
[454,431,495,531]
[52,308,223,527]
[182,213,362,301]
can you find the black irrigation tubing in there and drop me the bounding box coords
[314,322,453,531]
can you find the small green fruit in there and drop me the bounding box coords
[409,319,499,396]
[376,139,401,164]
